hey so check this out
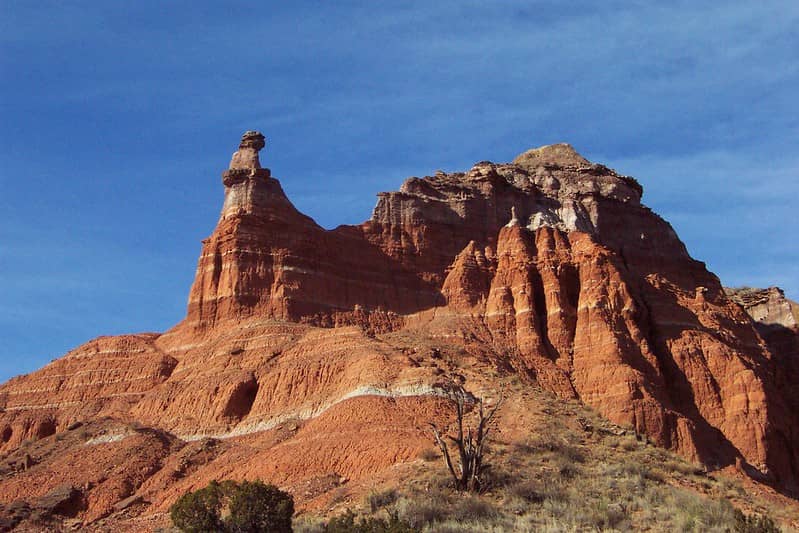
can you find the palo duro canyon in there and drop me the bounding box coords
[2,131,798,531]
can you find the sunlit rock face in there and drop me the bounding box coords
[1,131,798,527]
[726,286,799,331]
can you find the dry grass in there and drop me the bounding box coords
[418,447,440,462]
[367,488,399,512]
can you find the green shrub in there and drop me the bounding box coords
[170,481,224,533]
[227,480,294,533]
[170,479,294,533]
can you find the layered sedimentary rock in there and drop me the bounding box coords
[0,335,176,451]
[1,131,798,526]
[187,134,439,330]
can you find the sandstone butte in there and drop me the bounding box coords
[1,130,798,528]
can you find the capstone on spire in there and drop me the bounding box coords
[223,130,270,187]
[229,130,266,170]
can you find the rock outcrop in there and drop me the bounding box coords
[726,286,799,332]
[1,131,798,526]
[727,286,799,448]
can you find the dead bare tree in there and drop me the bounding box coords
[429,387,502,492]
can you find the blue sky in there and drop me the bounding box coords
[1,1,797,382]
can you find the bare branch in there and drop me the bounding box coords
[427,388,503,492]
[429,422,458,483]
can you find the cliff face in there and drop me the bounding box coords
[1,131,797,525]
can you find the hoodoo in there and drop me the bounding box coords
[1,131,798,527]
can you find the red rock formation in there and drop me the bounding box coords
[186,132,440,330]
[1,131,798,526]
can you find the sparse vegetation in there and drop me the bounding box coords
[171,479,294,533]
[394,495,448,529]
[368,488,399,512]
[450,495,498,522]
[294,387,788,532]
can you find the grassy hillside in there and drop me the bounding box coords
[293,384,798,532]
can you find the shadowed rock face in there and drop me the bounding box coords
[1,131,798,525]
